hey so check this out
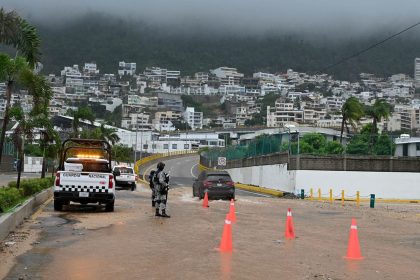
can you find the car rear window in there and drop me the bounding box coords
[206,174,232,181]
[114,167,133,174]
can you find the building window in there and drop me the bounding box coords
[163,144,169,149]
[152,144,157,149]
[416,143,420,151]
[172,144,177,150]
[184,144,189,149]
[143,144,148,150]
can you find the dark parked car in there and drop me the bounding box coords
[193,170,235,200]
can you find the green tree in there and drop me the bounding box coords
[0,55,48,164]
[0,8,41,67]
[340,97,364,143]
[67,107,95,138]
[365,99,392,147]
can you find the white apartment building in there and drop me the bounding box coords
[183,107,203,130]
[61,65,82,78]
[121,113,150,130]
[118,61,136,76]
[415,58,420,88]
[83,63,99,75]
[303,108,327,124]
[210,67,244,86]
[266,99,304,127]
[326,97,344,111]
[194,72,209,83]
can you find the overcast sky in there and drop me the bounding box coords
[2,0,420,36]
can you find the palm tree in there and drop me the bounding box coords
[68,107,95,138]
[365,99,391,147]
[340,97,364,143]
[99,123,120,145]
[0,54,30,164]
[9,105,33,188]
[0,8,41,67]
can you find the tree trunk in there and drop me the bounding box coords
[41,143,46,178]
[340,116,345,144]
[0,80,13,165]
[16,135,24,189]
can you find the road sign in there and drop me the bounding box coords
[218,157,226,166]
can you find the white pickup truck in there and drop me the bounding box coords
[112,166,137,191]
[54,139,116,212]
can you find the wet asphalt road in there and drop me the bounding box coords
[6,155,420,279]
[144,155,269,198]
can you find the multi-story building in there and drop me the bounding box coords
[183,107,203,130]
[83,63,99,75]
[121,113,151,130]
[414,58,420,89]
[266,98,304,127]
[210,67,244,86]
[157,93,183,112]
[118,61,136,76]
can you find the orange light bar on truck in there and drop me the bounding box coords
[76,154,102,159]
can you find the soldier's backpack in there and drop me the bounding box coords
[148,170,156,189]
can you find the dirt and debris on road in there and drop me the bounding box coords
[1,184,420,280]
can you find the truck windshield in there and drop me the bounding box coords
[65,159,110,173]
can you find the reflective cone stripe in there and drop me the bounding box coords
[228,199,236,222]
[285,208,295,239]
[219,215,233,252]
[202,192,209,208]
[345,218,364,260]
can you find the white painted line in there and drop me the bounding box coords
[236,189,272,198]
[190,163,198,178]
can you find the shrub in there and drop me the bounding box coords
[0,187,23,212]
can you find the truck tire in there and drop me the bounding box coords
[131,184,136,191]
[54,200,63,211]
[105,201,114,212]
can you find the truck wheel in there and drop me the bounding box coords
[131,185,136,191]
[105,201,114,212]
[54,200,63,211]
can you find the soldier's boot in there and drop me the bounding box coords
[155,208,161,216]
[152,201,156,207]
[161,209,171,218]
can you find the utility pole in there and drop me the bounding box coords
[134,125,138,164]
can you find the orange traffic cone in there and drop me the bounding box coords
[219,214,233,252]
[202,191,209,208]
[345,218,364,260]
[285,208,295,239]
[228,199,236,223]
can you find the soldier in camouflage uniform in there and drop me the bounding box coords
[154,162,170,218]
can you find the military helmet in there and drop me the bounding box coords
[157,162,165,170]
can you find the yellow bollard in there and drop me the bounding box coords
[318,188,322,201]
[329,189,333,204]
[341,190,345,207]
[356,191,360,207]
[310,188,313,200]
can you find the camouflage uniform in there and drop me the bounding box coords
[154,171,169,212]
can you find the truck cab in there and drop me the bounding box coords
[54,138,116,212]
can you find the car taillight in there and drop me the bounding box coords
[203,180,212,188]
[226,181,235,187]
[55,172,60,186]
[109,175,114,189]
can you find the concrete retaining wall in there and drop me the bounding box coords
[295,170,420,199]
[225,164,420,199]
[0,187,53,241]
[227,164,295,193]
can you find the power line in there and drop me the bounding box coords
[320,21,420,73]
